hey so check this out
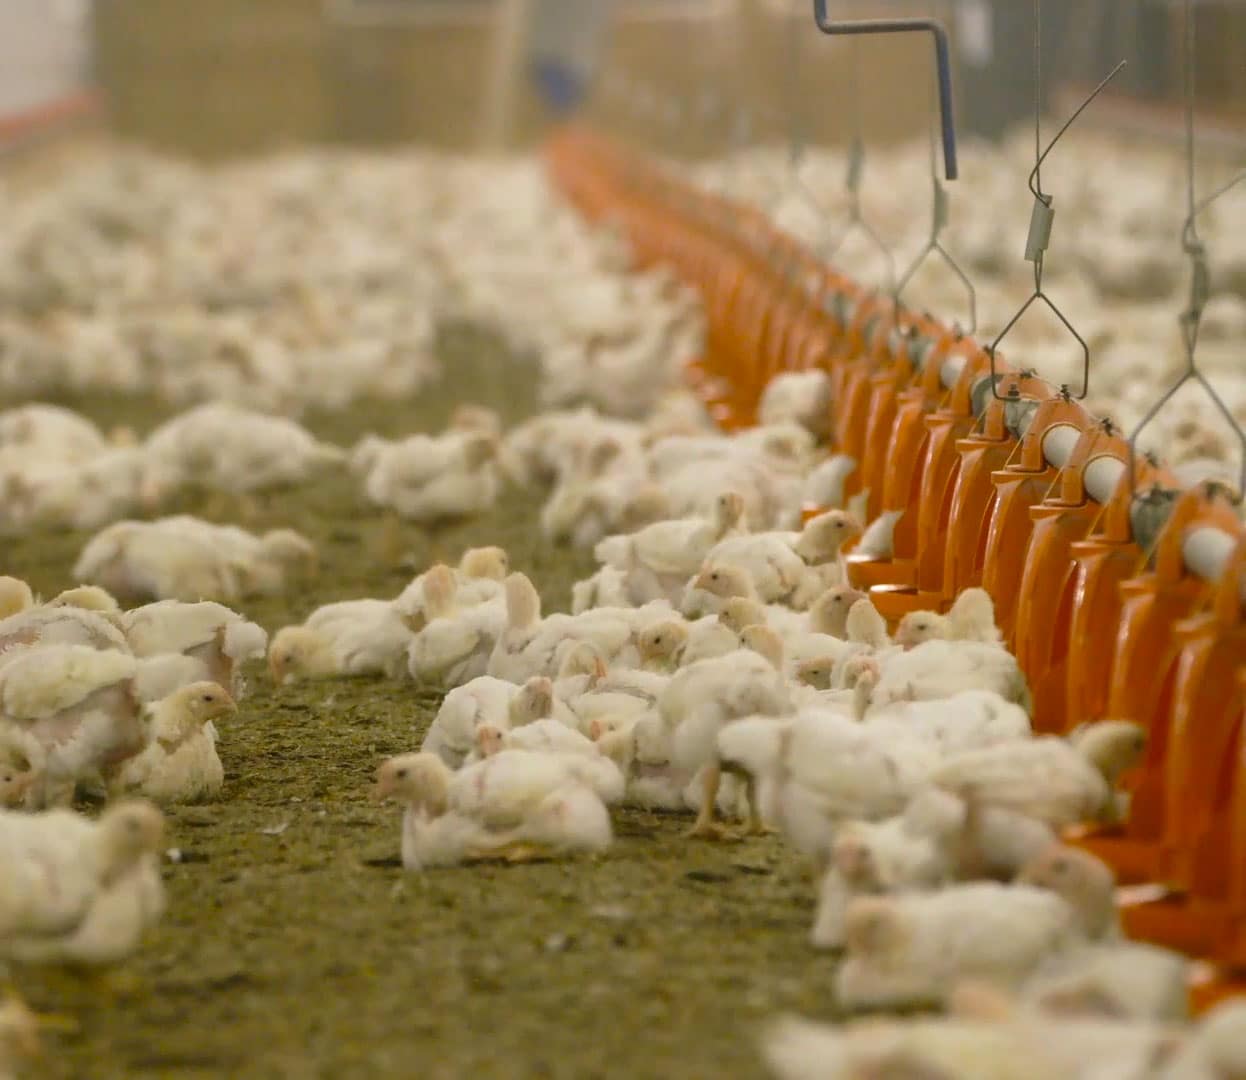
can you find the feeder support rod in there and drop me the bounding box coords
[812,0,958,179]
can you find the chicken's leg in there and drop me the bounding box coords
[741,773,775,837]
[687,763,734,841]
[466,841,547,864]
[377,511,405,565]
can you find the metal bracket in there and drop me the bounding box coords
[812,0,958,180]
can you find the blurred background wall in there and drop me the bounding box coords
[2,0,1238,160]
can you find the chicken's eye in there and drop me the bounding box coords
[201,695,215,703]
[396,769,408,779]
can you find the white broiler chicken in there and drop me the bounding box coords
[0,645,149,807]
[487,573,645,683]
[716,710,934,863]
[470,718,602,762]
[835,845,1120,1009]
[657,649,791,838]
[154,516,318,597]
[894,587,1005,649]
[756,369,833,438]
[0,404,108,460]
[406,564,508,688]
[121,599,268,699]
[268,597,412,684]
[854,638,1032,716]
[375,750,616,868]
[112,682,235,803]
[392,546,509,626]
[634,616,740,673]
[811,787,964,949]
[363,428,498,522]
[698,509,861,604]
[592,491,746,605]
[142,402,345,498]
[74,519,254,603]
[932,720,1147,829]
[1,799,166,972]
[0,579,34,622]
[421,675,553,769]
[0,603,129,657]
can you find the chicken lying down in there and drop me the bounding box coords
[894,587,1005,649]
[811,785,1058,949]
[375,750,617,869]
[407,564,508,689]
[487,573,655,684]
[932,720,1147,829]
[0,646,150,809]
[1020,940,1190,1023]
[591,491,747,606]
[0,603,129,658]
[469,719,602,763]
[0,799,166,971]
[74,520,239,604]
[421,675,553,769]
[142,402,346,498]
[112,682,235,803]
[854,638,1033,717]
[362,427,498,523]
[152,516,318,596]
[697,509,861,606]
[759,1005,1186,1080]
[269,598,412,685]
[121,600,268,700]
[836,845,1120,1010]
[74,517,314,604]
[0,403,108,460]
[391,546,509,627]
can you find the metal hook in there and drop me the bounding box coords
[812,0,958,180]
[1127,1,1246,502]
[986,4,1126,402]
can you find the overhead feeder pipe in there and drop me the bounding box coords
[812,0,958,180]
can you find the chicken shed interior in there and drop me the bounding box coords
[1,1,1246,1077]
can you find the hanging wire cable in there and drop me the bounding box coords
[1126,0,1246,501]
[893,50,977,333]
[823,43,895,292]
[986,0,1125,400]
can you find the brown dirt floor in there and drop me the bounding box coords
[4,325,832,1080]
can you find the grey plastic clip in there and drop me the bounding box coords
[1024,195,1055,264]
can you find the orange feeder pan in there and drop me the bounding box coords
[1067,488,1243,883]
[1118,535,1246,954]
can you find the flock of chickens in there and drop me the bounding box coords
[0,127,1243,1077]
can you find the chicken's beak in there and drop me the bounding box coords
[372,777,393,801]
[216,691,239,718]
[267,654,284,684]
[692,570,713,590]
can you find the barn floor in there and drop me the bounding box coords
[9,324,833,1080]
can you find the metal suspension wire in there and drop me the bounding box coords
[986,0,1126,401]
[1127,0,1246,502]
[893,65,977,333]
[821,42,895,292]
